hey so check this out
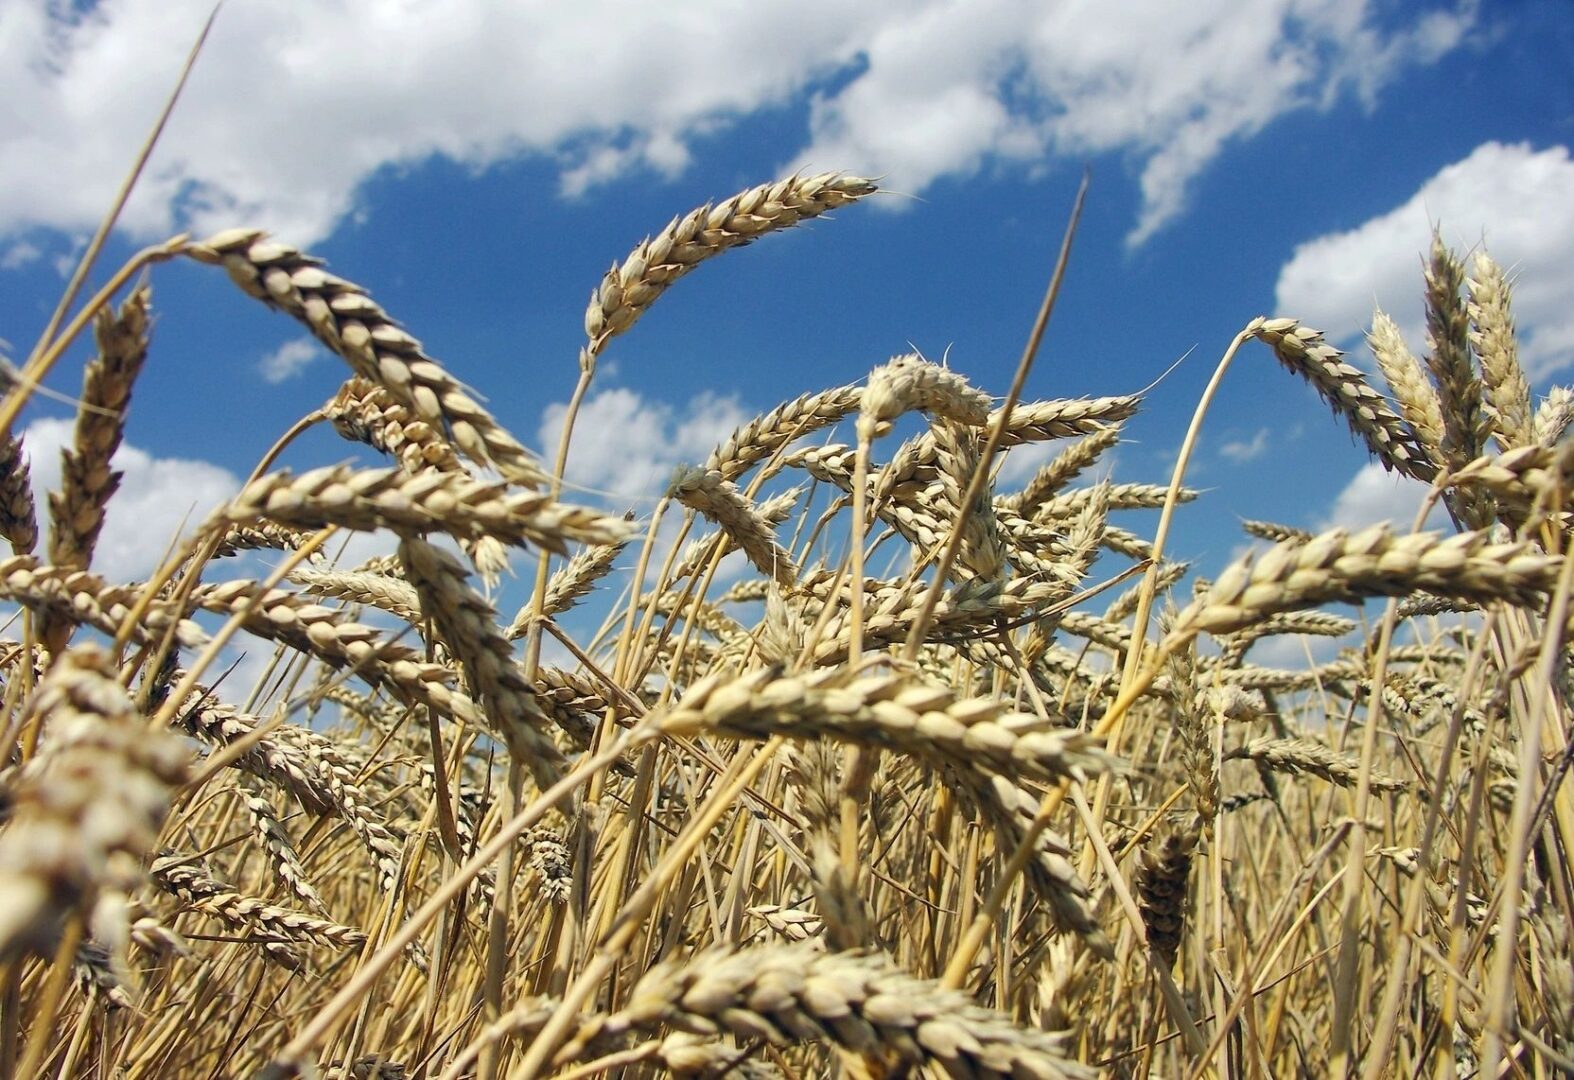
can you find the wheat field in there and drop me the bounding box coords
[0,163,1569,1080]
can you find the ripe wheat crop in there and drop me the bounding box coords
[0,158,1569,1080]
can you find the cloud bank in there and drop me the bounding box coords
[0,0,1472,249]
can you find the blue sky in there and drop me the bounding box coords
[2,0,1572,617]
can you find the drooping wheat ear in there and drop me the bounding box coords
[0,556,203,647]
[47,285,151,577]
[1217,610,1357,668]
[783,740,871,950]
[672,487,801,584]
[508,525,634,637]
[324,375,464,474]
[184,230,546,486]
[0,431,37,554]
[991,395,1141,444]
[1102,523,1155,560]
[1005,423,1122,516]
[668,465,798,587]
[1249,316,1436,481]
[857,354,992,441]
[1534,386,1574,446]
[1527,868,1574,1056]
[1136,824,1198,967]
[964,768,1109,945]
[1368,309,1445,464]
[0,645,189,961]
[398,536,565,792]
[149,852,366,950]
[289,566,423,624]
[1444,443,1574,528]
[214,464,633,552]
[211,521,323,562]
[557,942,1092,1079]
[1240,519,1312,544]
[660,666,1112,787]
[705,384,863,482]
[269,725,407,890]
[233,774,327,913]
[584,173,876,357]
[1467,251,1533,451]
[1224,736,1407,792]
[806,574,1084,664]
[932,420,1006,580]
[175,688,338,814]
[1167,524,1559,642]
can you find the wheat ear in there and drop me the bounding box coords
[1251,316,1435,481]
[585,173,876,357]
[214,464,633,553]
[185,230,546,486]
[557,942,1092,1079]
[1168,524,1559,640]
[399,536,565,793]
[1467,251,1532,451]
[0,645,189,961]
[47,285,151,574]
[1368,309,1445,465]
[0,432,37,555]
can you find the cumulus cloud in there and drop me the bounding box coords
[1320,460,1449,533]
[790,0,1474,245]
[539,387,754,504]
[22,416,240,582]
[0,0,1470,249]
[258,337,321,383]
[1219,427,1271,464]
[1275,141,1574,378]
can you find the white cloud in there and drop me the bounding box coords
[22,416,240,582]
[1219,427,1271,464]
[0,0,1470,248]
[257,337,321,383]
[1320,460,1450,533]
[540,387,753,503]
[791,0,1473,245]
[1275,142,1574,378]
[1,240,40,270]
